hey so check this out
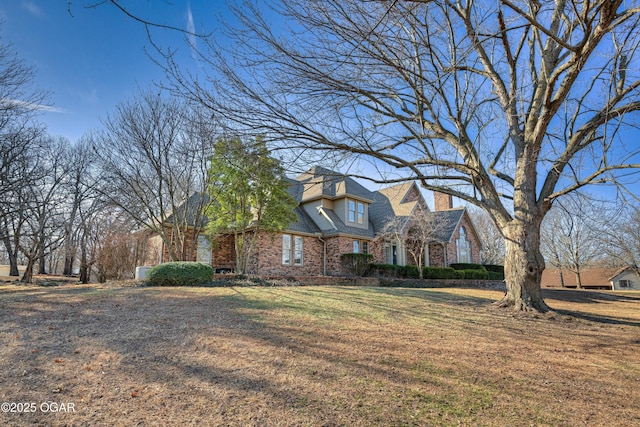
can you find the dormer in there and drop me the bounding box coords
[334,195,373,230]
[296,166,376,230]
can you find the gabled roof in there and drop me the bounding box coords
[430,208,466,243]
[295,166,374,202]
[369,182,424,234]
[165,192,210,228]
[168,168,479,244]
[608,265,638,281]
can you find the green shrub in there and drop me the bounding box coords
[459,269,490,280]
[399,265,420,278]
[422,267,464,279]
[341,253,374,276]
[369,264,403,277]
[450,263,485,271]
[487,271,505,280]
[483,264,505,273]
[147,262,214,286]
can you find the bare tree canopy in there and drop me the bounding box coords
[100,0,640,311]
[92,89,215,262]
[541,192,607,288]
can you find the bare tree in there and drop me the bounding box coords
[468,207,505,266]
[154,0,640,311]
[6,136,68,283]
[92,89,214,262]
[598,203,640,270]
[0,37,48,276]
[377,206,448,279]
[59,134,102,276]
[541,193,604,289]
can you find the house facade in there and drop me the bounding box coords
[609,266,640,290]
[541,266,640,290]
[146,167,482,276]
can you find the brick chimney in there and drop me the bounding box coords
[433,191,453,211]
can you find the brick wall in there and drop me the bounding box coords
[250,232,324,276]
[211,234,236,270]
[447,214,482,265]
[434,192,453,211]
[369,239,387,265]
[428,243,446,267]
[155,226,196,262]
[324,236,353,275]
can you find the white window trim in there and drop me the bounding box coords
[347,199,366,225]
[282,234,292,265]
[294,236,303,266]
[283,234,303,266]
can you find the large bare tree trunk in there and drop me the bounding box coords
[498,221,550,312]
[575,271,583,289]
[21,259,34,284]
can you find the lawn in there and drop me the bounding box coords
[1,282,639,426]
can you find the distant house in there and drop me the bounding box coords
[609,266,640,291]
[541,266,640,290]
[143,167,482,276]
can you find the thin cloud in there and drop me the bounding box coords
[186,3,198,58]
[0,98,65,113]
[22,1,44,17]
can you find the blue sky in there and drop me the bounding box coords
[0,1,225,142]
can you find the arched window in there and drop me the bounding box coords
[456,227,471,263]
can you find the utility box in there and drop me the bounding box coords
[135,266,153,280]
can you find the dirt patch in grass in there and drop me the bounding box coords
[0,282,639,426]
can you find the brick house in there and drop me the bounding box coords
[145,167,482,276]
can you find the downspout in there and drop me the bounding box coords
[442,242,447,266]
[317,235,326,276]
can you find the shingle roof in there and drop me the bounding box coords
[369,183,420,234]
[165,192,210,228]
[430,209,465,243]
[319,207,375,238]
[169,168,473,243]
[541,267,619,288]
[287,206,321,234]
[295,167,374,202]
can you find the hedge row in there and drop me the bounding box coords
[369,263,504,280]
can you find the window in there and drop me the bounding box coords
[348,199,365,224]
[283,234,303,266]
[348,200,356,222]
[353,240,369,254]
[456,227,471,263]
[357,202,365,224]
[620,279,632,288]
[385,243,398,265]
[294,236,303,266]
[282,234,291,265]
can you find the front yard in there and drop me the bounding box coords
[1,283,639,426]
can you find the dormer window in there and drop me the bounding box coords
[348,199,365,224]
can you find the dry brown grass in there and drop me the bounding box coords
[0,281,639,426]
